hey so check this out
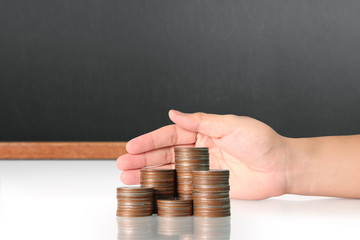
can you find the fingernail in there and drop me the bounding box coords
[170,109,184,116]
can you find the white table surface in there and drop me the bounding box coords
[0,160,359,240]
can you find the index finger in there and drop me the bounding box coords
[126,124,197,154]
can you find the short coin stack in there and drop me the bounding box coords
[116,187,154,217]
[140,169,176,213]
[192,170,231,217]
[175,147,210,199]
[157,198,193,217]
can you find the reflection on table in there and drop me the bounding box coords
[117,215,231,240]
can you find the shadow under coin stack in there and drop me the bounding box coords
[117,215,155,240]
[140,169,176,213]
[194,216,231,240]
[157,199,193,217]
[192,170,231,217]
[175,147,209,199]
[157,215,194,239]
[116,187,153,217]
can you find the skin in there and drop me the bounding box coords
[117,110,360,200]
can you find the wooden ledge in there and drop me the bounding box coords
[0,142,127,159]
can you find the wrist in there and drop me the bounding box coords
[283,137,316,195]
[283,135,360,198]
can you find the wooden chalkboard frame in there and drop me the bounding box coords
[0,142,127,159]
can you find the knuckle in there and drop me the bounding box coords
[194,112,206,120]
[164,148,174,164]
[170,125,178,145]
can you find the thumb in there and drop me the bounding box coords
[168,110,233,138]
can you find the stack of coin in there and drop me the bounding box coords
[175,147,209,199]
[140,169,176,213]
[116,187,153,217]
[192,170,231,217]
[157,199,193,217]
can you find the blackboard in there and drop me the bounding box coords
[1,0,360,141]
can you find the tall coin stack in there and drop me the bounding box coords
[192,170,231,217]
[140,169,176,213]
[117,187,154,217]
[175,147,209,199]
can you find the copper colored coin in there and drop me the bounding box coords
[192,189,229,193]
[117,186,153,192]
[178,195,193,200]
[176,168,209,173]
[193,184,230,189]
[193,176,229,181]
[174,147,209,151]
[194,212,231,217]
[192,181,229,186]
[193,193,229,198]
[193,197,230,203]
[194,208,230,212]
[141,181,175,185]
[117,206,153,211]
[157,199,192,204]
[193,209,230,215]
[140,184,175,189]
[192,179,228,183]
[175,157,209,160]
[175,151,209,154]
[116,213,153,217]
[176,167,209,171]
[117,201,153,205]
[117,193,153,198]
[140,169,175,173]
[192,169,229,175]
[176,162,209,166]
[193,174,229,177]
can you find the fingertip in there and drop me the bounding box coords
[120,171,130,185]
[116,155,122,170]
[168,109,184,122]
[116,154,128,170]
[169,110,200,132]
[126,138,139,154]
[120,170,140,185]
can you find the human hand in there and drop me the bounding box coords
[117,110,289,200]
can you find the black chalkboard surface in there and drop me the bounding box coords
[1,0,360,141]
